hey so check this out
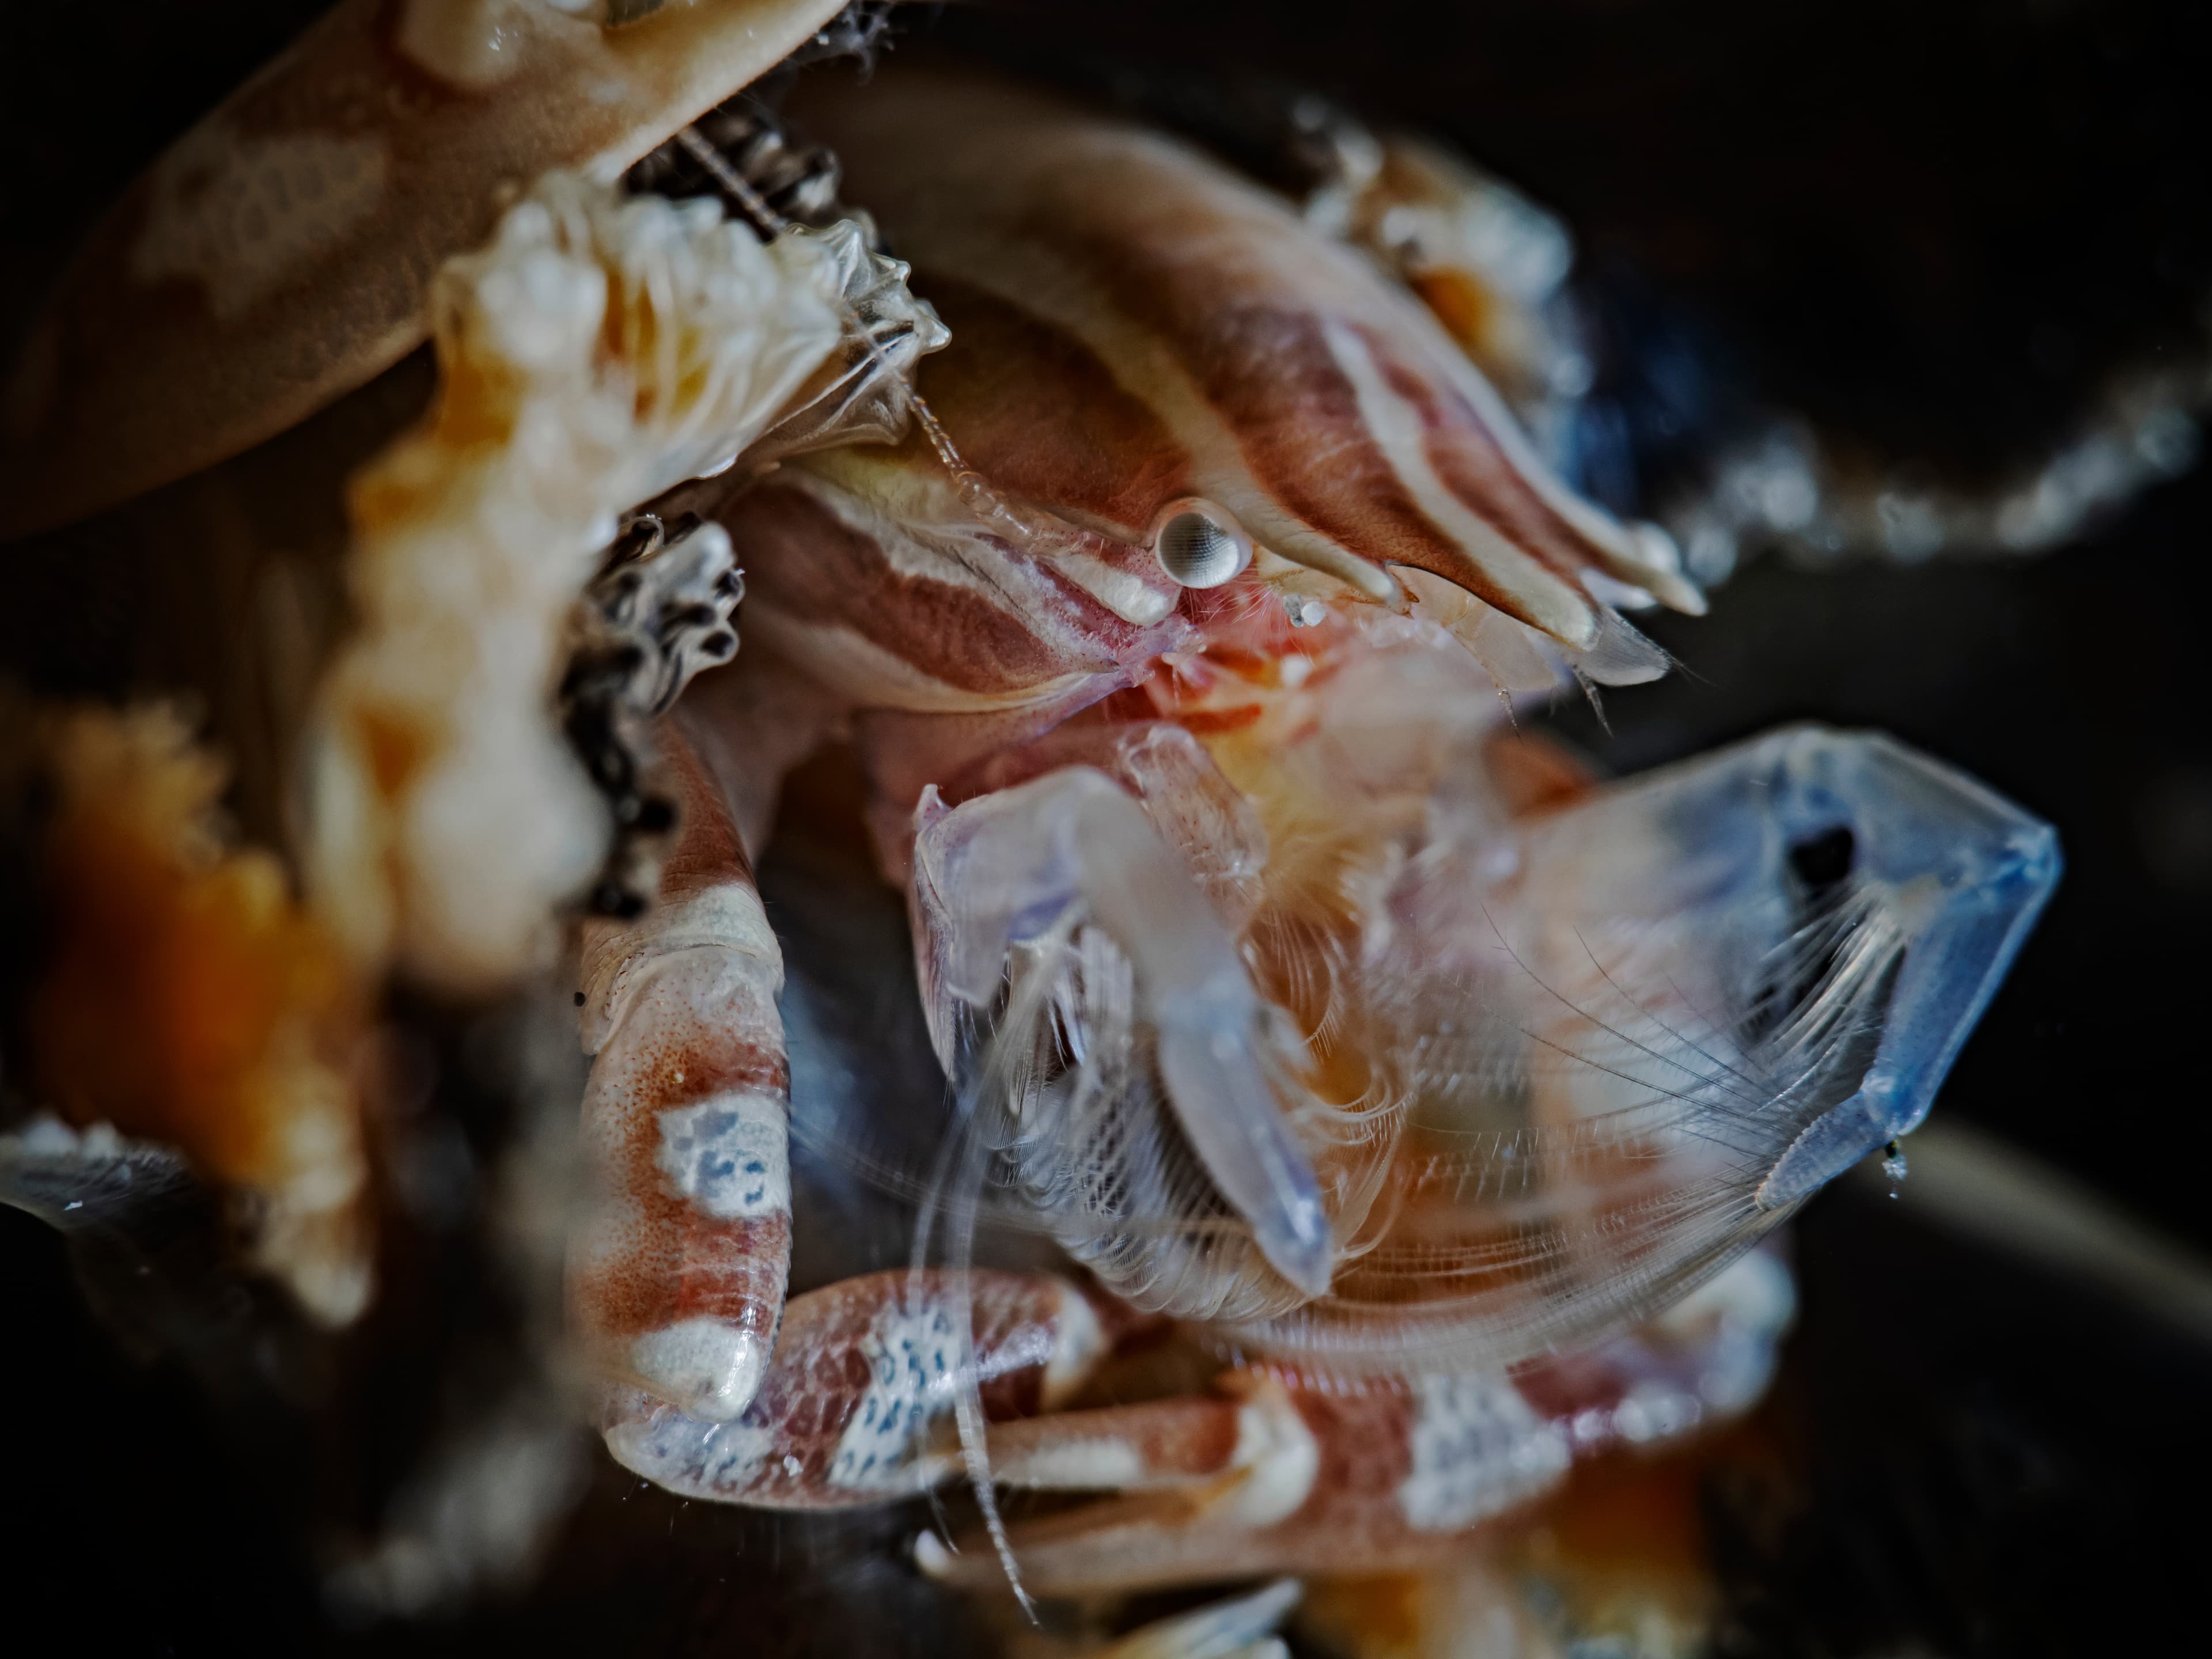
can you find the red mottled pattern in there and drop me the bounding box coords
[726,470,1196,847]
[599,1270,1118,1509]
[732,474,1189,687]
[569,732,793,1384]
[736,479,1110,698]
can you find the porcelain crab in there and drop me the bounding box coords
[0,1,2058,1639]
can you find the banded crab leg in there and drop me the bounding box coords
[567,725,1152,1464]
[593,1182,1785,1566]
[915,1251,1797,1597]
[597,1267,1139,1504]
[570,721,794,1421]
[0,0,861,536]
[782,68,1703,646]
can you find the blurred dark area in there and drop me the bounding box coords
[4,1,2210,1654]
[1707,1182,2207,1658]
[971,0,2212,483]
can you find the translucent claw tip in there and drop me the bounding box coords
[1156,1021,1336,1300]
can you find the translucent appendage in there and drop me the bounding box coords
[911,763,1335,1305]
[1238,722,2056,1370]
[1516,724,2058,1213]
[1737,728,2062,1204]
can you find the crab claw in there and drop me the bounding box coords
[787,69,1702,649]
[0,0,857,536]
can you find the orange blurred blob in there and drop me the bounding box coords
[30,704,370,1320]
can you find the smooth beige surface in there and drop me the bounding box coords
[0,0,853,537]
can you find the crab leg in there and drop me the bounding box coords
[916,1366,1560,1596]
[918,1252,1796,1596]
[570,722,793,1422]
[787,69,1703,641]
[597,1268,1132,1505]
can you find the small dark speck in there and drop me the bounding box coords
[574,991,586,1006]
[2138,764,2212,896]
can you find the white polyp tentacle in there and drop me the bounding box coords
[308,170,846,994]
[912,767,1337,1301]
[671,125,1010,524]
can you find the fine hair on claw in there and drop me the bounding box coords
[907,1007,1038,1618]
[1222,724,2058,1370]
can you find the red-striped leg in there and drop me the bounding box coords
[569,725,792,1422]
[598,1268,1138,1505]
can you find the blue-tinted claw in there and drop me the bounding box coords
[1751,729,2061,1207]
[1156,1017,1337,1300]
[1254,719,2059,1369]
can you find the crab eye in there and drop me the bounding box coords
[1150,499,1254,589]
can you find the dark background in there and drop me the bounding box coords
[3,1,2209,1653]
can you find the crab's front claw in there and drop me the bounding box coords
[789,69,1702,649]
[1234,724,2058,1373]
[1740,729,2063,1204]
[0,0,859,536]
[1505,723,2062,1215]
